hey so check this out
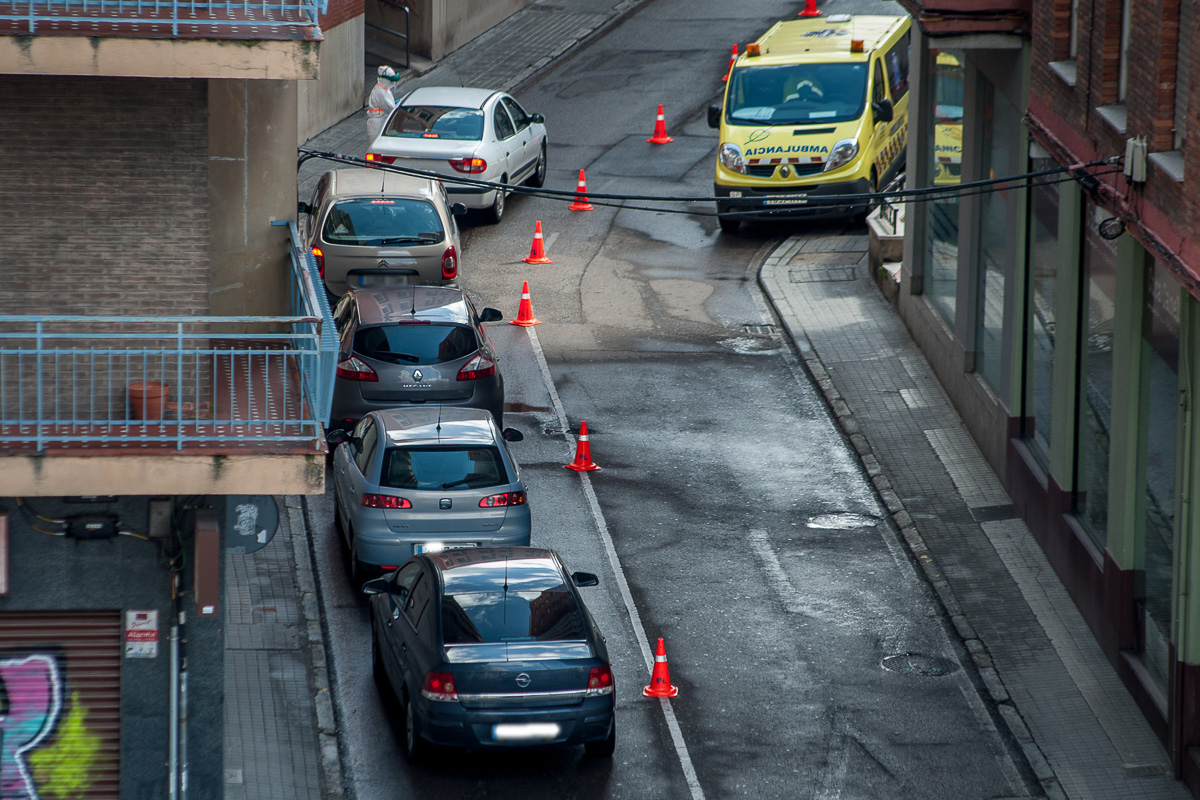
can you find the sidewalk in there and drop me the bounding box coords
[760,235,1190,800]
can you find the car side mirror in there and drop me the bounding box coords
[451,202,468,216]
[326,429,350,446]
[708,105,722,129]
[298,200,312,216]
[361,577,388,596]
[572,571,599,587]
[503,428,524,442]
[479,307,503,323]
[872,98,894,123]
[530,113,545,124]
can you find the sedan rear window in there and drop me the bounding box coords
[384,106,485,141]
[381,446,506,490]
[442,589,588,644]
[354,324,476,365]
[323,198,445,246]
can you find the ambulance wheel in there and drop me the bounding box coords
[718,213,740,234]
[855,171,878,223]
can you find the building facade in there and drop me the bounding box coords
[895,0,1200,793]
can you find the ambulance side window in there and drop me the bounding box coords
[885,31,910,100]
[872,60,886,107]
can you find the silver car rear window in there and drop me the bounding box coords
[381,446,505,490]
[353,324,476,365]
[442,589,587,644]
[384,106,485,141]
[322,198,445,246]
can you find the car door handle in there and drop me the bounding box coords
[400,642,408,652]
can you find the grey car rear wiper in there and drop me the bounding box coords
[380,235,440,245]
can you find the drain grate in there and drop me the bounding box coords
[807,513,878,530]
[742,324,777,335]
[881,653,960,677]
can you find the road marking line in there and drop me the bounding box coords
[748,529,810,614]
[525,325,704,800]
[544,232,560,254]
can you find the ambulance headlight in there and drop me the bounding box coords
[719,143,746,174]
[824,139,859,172]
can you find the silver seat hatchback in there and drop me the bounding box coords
[302,168,466,297]
[329,286,506,432]
[329,408,532,583]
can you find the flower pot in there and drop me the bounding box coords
[128,381,170,421]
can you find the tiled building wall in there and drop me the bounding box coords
[0,76,210,317]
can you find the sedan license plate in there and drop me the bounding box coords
[492,723,561,742]
[414,542,478,554]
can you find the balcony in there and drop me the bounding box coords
[0,223,337,497]
[0,0,322,79]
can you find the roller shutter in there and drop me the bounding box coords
[0,610,122,799]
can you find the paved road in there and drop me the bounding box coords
[306,0,1041,796]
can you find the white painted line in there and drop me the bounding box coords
[748,529,809,614]
[544,232,560,255]
[525,325,705,800]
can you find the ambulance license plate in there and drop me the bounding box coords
[764,197,806,205]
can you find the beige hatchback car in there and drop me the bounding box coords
[302,168,466,298]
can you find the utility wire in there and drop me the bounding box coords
[297,148,1119,215]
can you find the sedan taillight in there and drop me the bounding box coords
[585,666,614,697]
[449,157,487,174]
[442,245,458,280]
[457,354,496,381]
[479,491,526,508]
[366,153,396,165]
[336,356,378,382]
[360,493,412,509]
[311,246,325,278]
[421,671,458,701]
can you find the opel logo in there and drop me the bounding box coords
[515,673,531,688]
[413,369,423,381]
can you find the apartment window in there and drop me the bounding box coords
[1069,0,1079,58]
[925,50,964,327]
[1022,145,1060,466]
[1118,0,1132,101]
[976,78,1017,394]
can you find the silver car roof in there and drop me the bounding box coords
[328,167,440,199]
[352,286,472,325]
[376,407,497,445]
[400,86,501,110]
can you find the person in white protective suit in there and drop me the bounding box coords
[366,66,400,144]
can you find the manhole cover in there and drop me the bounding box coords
[881,654,960,677]
[742,324,777,335]
[807,513,878,529]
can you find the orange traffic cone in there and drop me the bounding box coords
[642,638,679,698]
[564,420,601,472]
[509,281,542,327]
[568,169,593,211]
[797,0,821,16]
[647,104,674,144]
[523,221,553,265]
[722,44,738,81]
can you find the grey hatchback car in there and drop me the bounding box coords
[302,168,465,297]
[329,286,506,431]
[328,408,532,582]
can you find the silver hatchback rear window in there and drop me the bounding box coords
[323,198,444,246]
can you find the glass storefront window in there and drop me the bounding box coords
[1139,258,1181,693]
[976,79,1015,393]
[1023,150,1059,464]
[1075,200,1117,548]
[925,49,963,325]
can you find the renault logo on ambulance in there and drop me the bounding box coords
[707,13,912,232]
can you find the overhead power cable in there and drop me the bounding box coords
[297,148,1120,218]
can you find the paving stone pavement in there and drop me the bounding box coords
[761,236,1192,800]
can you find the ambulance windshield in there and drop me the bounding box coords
[726,63,868,125]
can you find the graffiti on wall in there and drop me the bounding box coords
[0,654,101,800]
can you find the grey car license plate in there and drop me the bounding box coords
[358,273,414,287]
[414,542,478,554]
[492,723,560,742]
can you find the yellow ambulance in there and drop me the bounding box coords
[708,14,912,232]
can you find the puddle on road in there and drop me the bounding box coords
[807,513,879,530]
[719,336,780,355]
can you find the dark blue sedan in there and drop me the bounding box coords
[363,547,616,760]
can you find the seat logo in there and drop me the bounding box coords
[515,673,531,688]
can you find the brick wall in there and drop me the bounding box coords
[1030,0,1196,254]
[0,76,210,317]
[320,0,363,32]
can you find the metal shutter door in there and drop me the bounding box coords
[0,610,122,799]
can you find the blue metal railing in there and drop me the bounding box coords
[4,0,326,37]
[0,222,337,452]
